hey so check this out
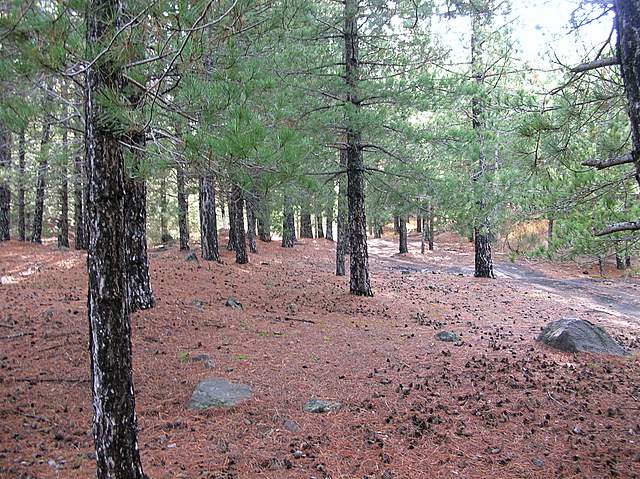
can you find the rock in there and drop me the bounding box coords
[283,418,301,432]
[435,331,459,342]
[382,471,394,479]
[187,378,252,410]
[303,399,341,413]
[537,318,626,356]
[191,354,214,369]
[532,458,545,468]
[225,297,243,309]
[185,252,198,262]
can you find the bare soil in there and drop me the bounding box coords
[1,233,639,479]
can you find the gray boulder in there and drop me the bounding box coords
[436,331,459,342]
[225,297,243,309]
[303,399,341,413]
[187,378,252,410]
[537,318,626,356]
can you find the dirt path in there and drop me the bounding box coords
[369,236,640,322]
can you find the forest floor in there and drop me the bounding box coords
[1,232,640,479]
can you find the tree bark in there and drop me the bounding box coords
[326,206,334,241]
[57,126,70,248]
[282,195,295,248]
[85,0,146,475]
[427,203,434,251]
[416,214,422,233]
[73,131,85,249]
[399,216,408,253]
[18,127,26,241]
[256,191,271,242]
[336,150,348,276]
[315,214,324,238]
[199,173,219,261]
[226,193,236,251]
[300,210,313,238]
[230,184,248,264]
[159,177,171,243]
[344,0,372,296]
[393,216,400,234]
[0,120,10,241]
[176,159,190,250]
[32,113,51,244]
[245,191,258,253]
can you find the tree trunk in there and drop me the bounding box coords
[399,216,408,253]
[393,216,400,234]
[336,150,348,276]
[73,131,85,249]
[256,192,271,242]
[326,207,334,241]
[615,0,640,188]
[159,177,170,243]
[32,116,51,243]
[124,174,154,312]
[18,127,26,241]
[0,120,11,241]
[315,214,324,238]
[85,0,146,475]
[547,218,554,243]
[57,127,69,248]
[428,202,434,251]
[199,173,219,261]
[282,195,295,248]
[230,184,248,264]
[416,214,422,233]
[300,210,313,238]
[245,192,258,253]
[616,254,625,270]
[176,160,190,251]
[598,255,606,277]
[344,0,372,296]
[374,223,381,239]
[626,256,632,268]
[227,194,236,251]
[471,11,494,279]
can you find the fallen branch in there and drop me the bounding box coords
[0,332,32,340]
[595,220,640,236]
[582,153,634,170]
[570,56,619,73]
[283,316,316,324]
[13,377,89,384]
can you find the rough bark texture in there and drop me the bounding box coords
[615,0,640,188]
[336,150,348,276]
[416,214,422,233]
[393,216,400,234]
[315,215,324,238]
[159,177,171,243]
[226,195,236,251]
[399,216,408,254]
[32,117,51,244]
[300,211,313,238]
[471,11,494,279]
[230,184,248,264]
[326,207,334,241]
[58,129,70,248]
[85,0,146,476]
[257,192,271,242]
[282,196,295,248]
[199,174,219,261]
[246,192,258,254]
[345,0,372,296]
[176,160,190,251]
[18,127,26,241]
[0,121,10,241]
[427,203,434,251]
[73,132,86,250]
[124,174,154,312]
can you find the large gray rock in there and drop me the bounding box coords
[436,331,459,342]
[187,378,252,410]
[303,399,341,413]
[537,318,626,356]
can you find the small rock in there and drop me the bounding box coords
[382,470,394,479]
[292,450,304,459]
[187,378,252,410]
[225,297,243,310]
[532,458,545,468]
[185,252,198,262]
[283,419,301,432]
[191,354,214,369]
[435,331,459,342]
[303,399,341,413]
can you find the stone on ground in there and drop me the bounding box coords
[435,331,459,342]
[225,297,243,309]
[537,318,626,356]
[187,378,252,410]
[303,399,341,413]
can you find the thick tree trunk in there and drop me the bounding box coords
[176,160,190,250]
[300,210,313,238]
[124,174,154,312]
[0,121,10,241]
[416,214,422,233]
[399,216,408,253]
[616,254,625,270]
[315,215,324,238]
[471,12,494,279]
[18,127,26,241]
[344,0,372,296]
[245,192,258,253]
[393,216,400,234]
[282,196,295,248]
[326,207,334,241]
[85,0,146,476]
[73,132,85,249]
[373,223,382,239]
[230,184,248,264]
[199,173,219,261]
[32,117,51,243]
[58,128,70,248]
[159,177,170,243]
[336,150,348,276]
[257,192,271,242]
[226,192,235,251]
[615,0,640,188]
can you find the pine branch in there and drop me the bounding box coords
[595,220,640,236]
[582,153,634,170]
[570,56,619,73]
